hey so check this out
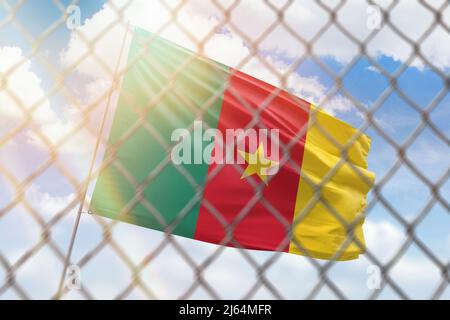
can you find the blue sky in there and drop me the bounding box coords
[0,0,449,299]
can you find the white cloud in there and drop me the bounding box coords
[25,184,76,221]
[190,0,450,70]
[364,219,407,263]
[13,246,62,299]
[367,65,381,74]
[388,255,442,299]
[0,46,103,200]
[0,46,96,158]
[59,0,355,116]
[56,216,443,299]
[0,47,58,130]
[1,176,445,299]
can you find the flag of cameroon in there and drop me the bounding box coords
[90,27,375,261]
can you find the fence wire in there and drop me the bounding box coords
[0,0,449,300]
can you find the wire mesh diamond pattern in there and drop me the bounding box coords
[0,0,449,300]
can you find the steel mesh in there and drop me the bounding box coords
[0,0,449,300]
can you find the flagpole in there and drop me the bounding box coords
[55,21,132,300]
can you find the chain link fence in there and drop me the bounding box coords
[0,0,449,300]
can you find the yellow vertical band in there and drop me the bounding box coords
[289,106,375,260]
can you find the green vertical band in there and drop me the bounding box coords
[90,28,229,238]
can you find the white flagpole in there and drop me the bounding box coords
[55,21,132,299]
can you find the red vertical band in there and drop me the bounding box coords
[193,70,310,252]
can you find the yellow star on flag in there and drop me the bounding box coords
[238,143,279,185]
